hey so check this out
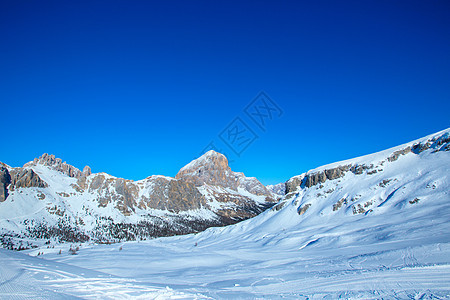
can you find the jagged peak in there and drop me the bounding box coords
[34,153,62,165]
[26,153,91,179]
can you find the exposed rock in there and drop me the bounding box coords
[298,203,311,215]
[114,178,139,216]
[351,164,373,175]
[285,175,305,194]
[57,192,70,198]
[70,183,84,193]
[324,165,351,181]
[379,179,393,188]
[287,165,352,192]
[439,143,450,152]
[333,198,347,211]
[27,153,83,178]
[272,200,287,211]
[409,198,420,204]
[89,174,107,191]
[0,164,11,202]
[385,133,450,160]
[175,151,239,188]
[83,166,92,177]
[285,133,450,195]
[412,133,450,154]
[86,174,205,214]
[10,169,48,189]
[304,165,351,188]
[352,200,374,215]
[387,147,411,162]
[303,171,327,188]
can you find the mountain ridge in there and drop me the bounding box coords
[0,128,449,251]
[0,150,278,249]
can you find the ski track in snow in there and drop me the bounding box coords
[0,249,202,299]
[2,240,449,299]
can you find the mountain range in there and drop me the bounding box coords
[0,128,449,254]
[1,128,449,298]
[0,151,279,249]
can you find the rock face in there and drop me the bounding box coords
[9,169,48,189]
[82,166,92,177]
[0,164,11,202]
[25,153,90,179]
[411,132,450,154]
[145,176,205,212]
[286,163,379,193]
[176,151,239,188]
[285,175,304,194]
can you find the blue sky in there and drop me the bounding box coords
[1,1,449,185]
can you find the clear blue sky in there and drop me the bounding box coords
[1,1,449,185]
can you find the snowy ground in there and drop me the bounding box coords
[3,187,450,300]
[2,212,450,299]
[0,248,200,299]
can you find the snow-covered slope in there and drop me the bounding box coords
[2,128,447,298]
[0,248,200,299]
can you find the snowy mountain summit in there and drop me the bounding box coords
[0,151,278,249]
[177,150,273,198]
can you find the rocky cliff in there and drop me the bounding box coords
[0,163,11,202]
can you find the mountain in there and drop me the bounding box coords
[5,128,449,298]
[266,183,286,195]
[0,151,278,249]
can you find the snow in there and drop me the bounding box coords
[266,183,286,195]
[0,248,201,299]
[1,129,450,298]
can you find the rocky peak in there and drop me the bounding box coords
[27,153,90,179]
[83,166,92,177]
[175,151,238,187]
[177,151,230,175]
